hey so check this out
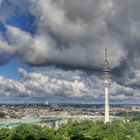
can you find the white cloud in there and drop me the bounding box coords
[0,76,27,96]
[0,67,139,101]
[18,68,90,97]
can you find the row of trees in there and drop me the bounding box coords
[0,119,140,140]
[117,111,140,122]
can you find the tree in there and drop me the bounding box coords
[25,134,37,140]
[10,133,23,140]
[0,119,139,140]
[70,133,85,140]
[0,112,6,118]
[0,128,10,140]
[10,125,38,140]
[39,138,49,140]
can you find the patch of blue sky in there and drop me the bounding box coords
[0,58,31,80]
[0,22,6,32]
[6,11,37,35]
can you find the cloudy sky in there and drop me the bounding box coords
[0,0,140,104]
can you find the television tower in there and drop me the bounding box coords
[103,48,111,123]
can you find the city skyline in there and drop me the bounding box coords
[0,0,140,104]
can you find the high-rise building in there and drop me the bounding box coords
[103,48,111,123]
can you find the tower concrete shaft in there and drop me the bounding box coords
[105,87,109,123]
[103,48,111,123]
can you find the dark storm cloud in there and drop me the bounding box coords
[22,0,140,84]
[0,0,140,100]
[0,0,125,69]
[0,0,139,71]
